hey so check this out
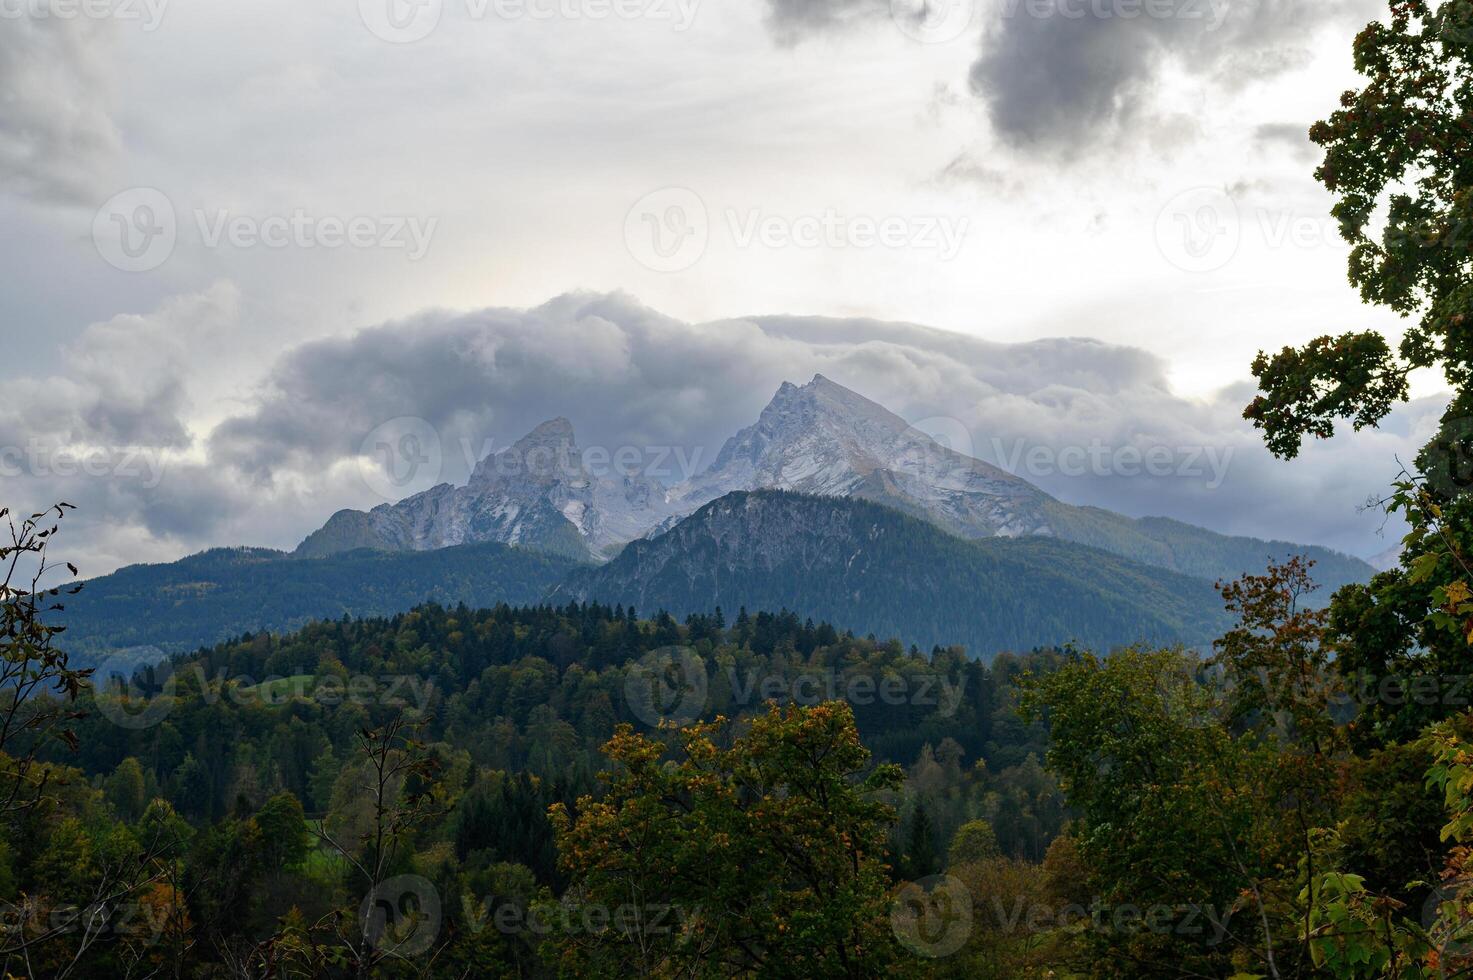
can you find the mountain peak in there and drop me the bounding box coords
[765,373,879,416]
[785,373,855,399]
[764,373,898,430]
[770,380,802,405]
[515,417,576,448]
[467,417,580,486]
[672,373,1051,540]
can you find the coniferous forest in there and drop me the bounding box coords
[11,0,1473,977]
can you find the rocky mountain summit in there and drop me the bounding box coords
[671,373,1054,539]
[296,374,1374,592]
[296,417,675,561]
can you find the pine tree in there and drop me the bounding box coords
[903,801,938,881]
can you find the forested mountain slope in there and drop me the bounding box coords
[60,542,584,663]
[557,490,1232,656]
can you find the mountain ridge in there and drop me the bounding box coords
[296,416,675,562]
[292,374,1374,591]
[555,489,1233,657]
[59,541,585,663]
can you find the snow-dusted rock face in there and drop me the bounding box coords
[294,375,1374,591]
[298,375,1064,563]
[296,418,677,562]
[670,374,1056,540]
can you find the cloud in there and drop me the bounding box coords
[1254,122,1319,160]
[205,291,1422,563]
[762,0,887,42]
[0,284,247,575]
[759,0,1378,153]
[2,283,239,451]
[208,293,801,487]
[0,16,121,205]
[968,0,1377,151]
[4,289,1431,574]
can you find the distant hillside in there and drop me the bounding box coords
[1037,502,1374,593]
[555,490,1233,657]
[60,542,585,663]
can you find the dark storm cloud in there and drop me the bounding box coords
[969,0,1378,150]
[761,0,1379,152]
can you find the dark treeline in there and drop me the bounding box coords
[15,593,1067,977]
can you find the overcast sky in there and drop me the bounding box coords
[2,0,1440,575]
